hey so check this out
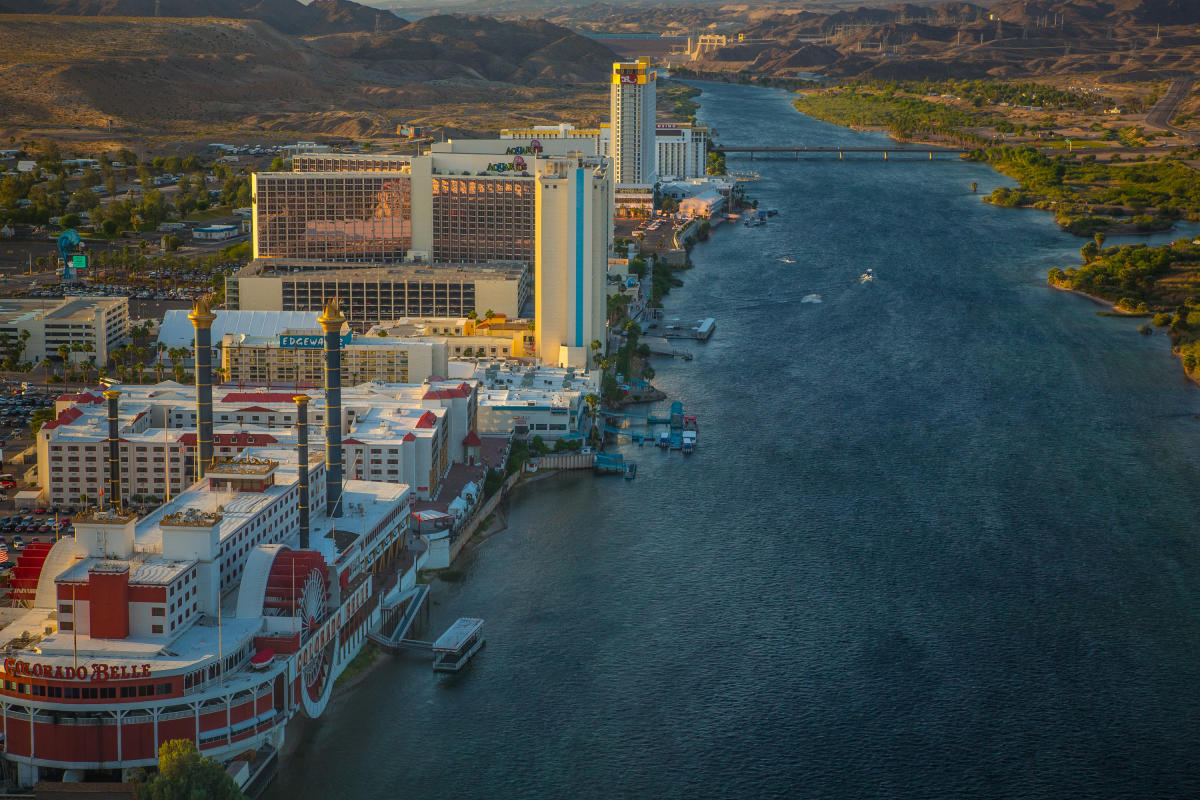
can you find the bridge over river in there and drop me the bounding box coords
[715,144,971,160]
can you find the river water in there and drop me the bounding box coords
[265,82,1200,799]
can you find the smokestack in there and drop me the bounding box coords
[294,394,310,548]
[104,389,121,510]
[318,298,346,518]
[188,297,217,481]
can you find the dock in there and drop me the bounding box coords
[601,402,698,454]
[662,317,716,341]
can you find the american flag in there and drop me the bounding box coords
[0,544,8,565]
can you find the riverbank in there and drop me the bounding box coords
[265,77,1200,800]
[788,83,1200,239]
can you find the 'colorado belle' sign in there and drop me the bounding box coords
[4,658,152,681]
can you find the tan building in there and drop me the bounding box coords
[535,160,611,368]
[229,261,530,329]
[0,297,129,363]
[611,58,657,186]
[221,332,448,386]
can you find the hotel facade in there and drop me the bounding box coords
[245,148,611,367]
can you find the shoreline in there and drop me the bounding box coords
[785,96,1200,389]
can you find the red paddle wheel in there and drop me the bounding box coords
[10,543,55,606]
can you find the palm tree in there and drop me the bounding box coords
[584,393,600,442]
[484,309,494,321]
[57,343,71,371]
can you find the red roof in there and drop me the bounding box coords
[43,406,84,431]
[236,406,277,413]
[178,432,278,447]
[342,437,364,445]
[217,432,278,446]
[463,431,482,446]
[56,391,104,404]
[415,410,437,429]
[221,392,299,403]
[422,388,468,400]
[402,432,416,442]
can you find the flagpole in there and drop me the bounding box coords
[72,581,77,670]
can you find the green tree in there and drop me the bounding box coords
[31,407,56,435]
[1094,231,1107,252]
[139,739,245,800]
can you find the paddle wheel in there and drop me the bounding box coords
[262,549,337,718]
[9,543,56,607]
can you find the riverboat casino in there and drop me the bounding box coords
[0,298,421,788]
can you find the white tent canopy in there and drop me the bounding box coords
[157,310,324,350]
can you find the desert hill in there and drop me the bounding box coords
[317,15,615,82]
[0,13,613,143]
[679,0,1200,80]
[0,0,407,35]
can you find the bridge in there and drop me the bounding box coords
[715,145,971,160]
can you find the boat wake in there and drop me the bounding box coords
[802,293,822,304]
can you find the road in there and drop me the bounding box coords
[1145,76,1198,144]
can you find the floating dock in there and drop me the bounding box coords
[663,318,716,341]
[433,618,486,673]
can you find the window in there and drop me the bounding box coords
[152,607,165,617]
[59,603,73,614]
[152,624,164,634]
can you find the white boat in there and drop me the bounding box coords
[859,269,875,283]
[432,617,486,673]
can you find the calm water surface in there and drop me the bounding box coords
[266,82,1200,799]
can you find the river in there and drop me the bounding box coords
[264,81,1200,799]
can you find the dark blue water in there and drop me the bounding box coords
[266,82,1200,799]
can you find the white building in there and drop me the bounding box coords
[36,378,484,507]
[0,296,129,363]
[610,58,657,186]
[193,225,240,241]
[656,123,709,180]
[500,123,611,158]
[534,159,612,368]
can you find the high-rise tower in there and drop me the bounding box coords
[610,58,657,186]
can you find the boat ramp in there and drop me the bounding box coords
[368,584,486,673]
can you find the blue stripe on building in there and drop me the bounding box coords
[574,168,585,347]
